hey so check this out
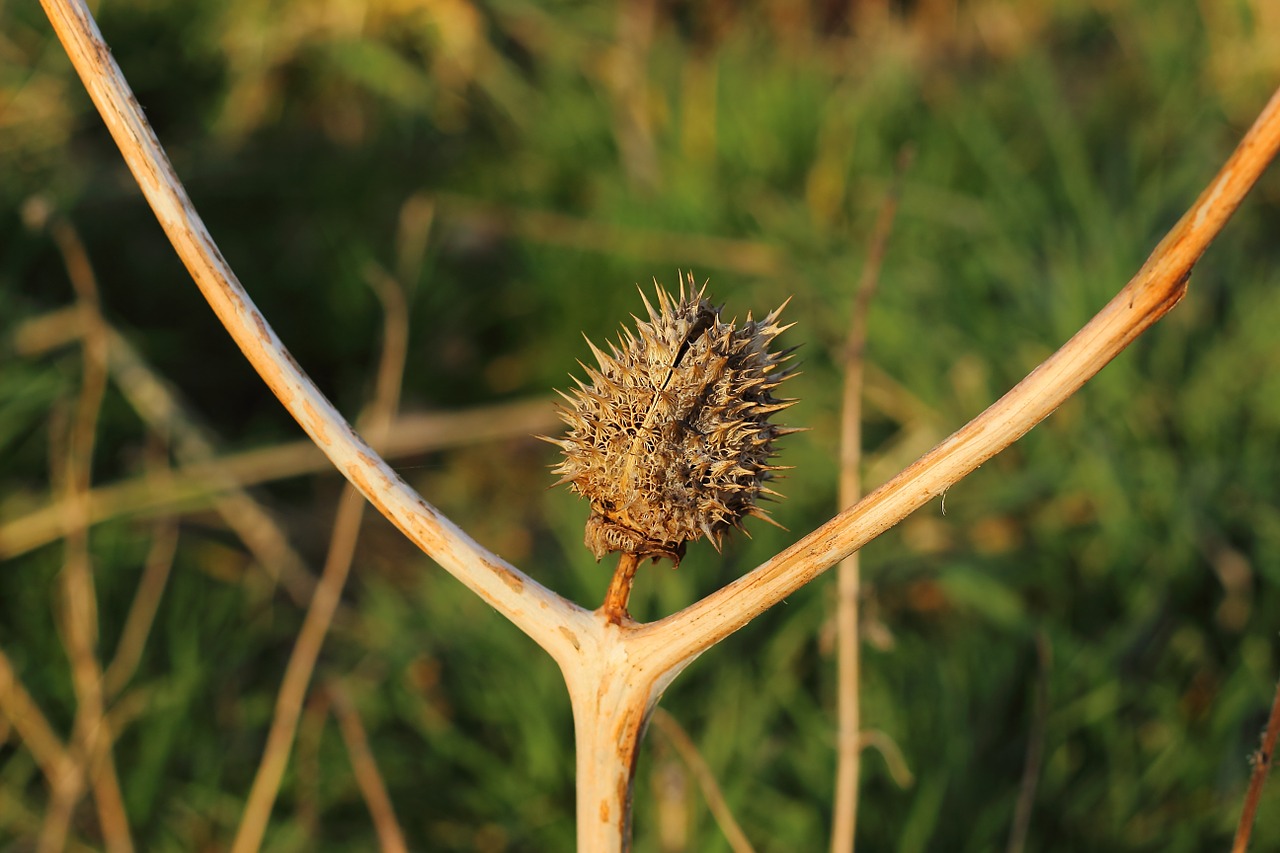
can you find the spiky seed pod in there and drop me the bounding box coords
[545,273,798,567]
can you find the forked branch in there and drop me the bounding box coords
[632,83,1280,671]
[38,1,1280,849]
[42,0,1280,680]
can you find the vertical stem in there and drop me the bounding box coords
[49,209,134,853]
[831,555,861,852]
[831,147,911,853]
[610,0,659,189]
[231,487,368,853]
[1005,633,1051,853]
[564,620,667,853]
[571,695,647,853]
[603,552,642,624]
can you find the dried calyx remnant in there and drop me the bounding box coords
[546,273,799,567]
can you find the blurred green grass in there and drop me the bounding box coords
[3,0,1280,849]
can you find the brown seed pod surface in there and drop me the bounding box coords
[546,274,798,566]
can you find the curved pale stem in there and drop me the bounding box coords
[37,0,591,668]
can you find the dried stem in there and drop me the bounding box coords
[854,730,913,789]
[0,393,559,562]
[37,0,590,674]
[231,258,410,853]
[327,680,410,853]
[229,426,375,853]
[562,626,678,853]
[99,324,318,605]
[651,709,755,853]
[1005,632,1051,853]
[102,515,179,700]
[5,793,98,853]
[609,0,660,189]
[44,209,134,853]
[37,2,1280,849]
[7,229,319,604]
[359,264,412,427]
[602,552,642,624]
[831,145,911,853]
[434,193,784,277]
[393,194,435,288]
[0,647,71,785]
[633,82,1280,672]
[1232,674,1280,853]
[293,691,330,840]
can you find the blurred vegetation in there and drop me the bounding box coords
[3,0,1280,849]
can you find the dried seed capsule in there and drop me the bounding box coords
[545,273,798,567]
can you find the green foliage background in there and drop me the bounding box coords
[2,0,1279,849]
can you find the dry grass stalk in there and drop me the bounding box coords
[230,261,411,853]
[40,206,134,853]
[0,648,72,785]
[6,283,319,604]
[393,194,436,288]
[10,205,189,852]
[293,691,330,840]
[93,324,317,605]
[1005,633,1052,853]
[326,680,410,853]
[0,394,559,562]
[853,730,913,789]
[650,708,755,853]
[434,192,785,276]
[608,0,660,189]
[831,144,912,853]
[102,508,179,701]
[37,0,1280,847]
